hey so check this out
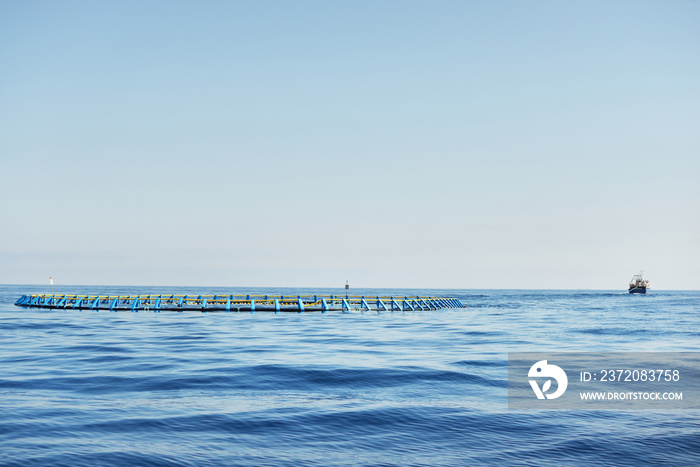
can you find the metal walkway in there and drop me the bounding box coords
[15,293,465,313]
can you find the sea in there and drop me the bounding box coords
[1,284,698,466]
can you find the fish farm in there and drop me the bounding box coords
[14,293,465,313]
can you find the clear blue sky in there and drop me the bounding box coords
[1,1,698,289]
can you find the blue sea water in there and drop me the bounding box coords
[1,285,699,466]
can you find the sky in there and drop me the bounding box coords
[1,1,698,290]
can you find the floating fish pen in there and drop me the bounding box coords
[15,293,465,313]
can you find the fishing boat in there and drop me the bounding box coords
[628,272,650,294]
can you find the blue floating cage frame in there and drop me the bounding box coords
[14,293,465,313]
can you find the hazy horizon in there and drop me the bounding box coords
[4,282,692,292]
